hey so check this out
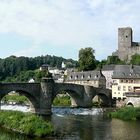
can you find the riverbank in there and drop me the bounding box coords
[0,110,54,137]
[109,107,140,121]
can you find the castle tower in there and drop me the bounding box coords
[118,27,133,61]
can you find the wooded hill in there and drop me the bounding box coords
[0,55,78,82]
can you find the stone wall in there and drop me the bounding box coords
[125,92,140,107]
[115,99,126,108]
[114,27,140,61]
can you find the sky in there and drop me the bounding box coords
[0,0,140,61]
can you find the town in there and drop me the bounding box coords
[38,27,140,108]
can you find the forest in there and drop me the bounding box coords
[0,55,78,82]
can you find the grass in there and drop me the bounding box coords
[53,95,71,106]
[0,110,54,137]
[108,107,140,121]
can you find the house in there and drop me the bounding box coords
[39,64,49,71]
[66,70,106,88]
[112,65,140,100]
[102,65,115,89]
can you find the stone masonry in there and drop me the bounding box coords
[113,27,140,61]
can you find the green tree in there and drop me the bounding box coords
[130,54,140,65]
[96,59,107,69]
[106,56,124,64]
[78,47,96,71]
[35,70,52,82]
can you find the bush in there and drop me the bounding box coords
[109,107,140,121]
[0,110,54,137]
[53,95,71,106]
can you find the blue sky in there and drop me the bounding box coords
[0,0,140,60]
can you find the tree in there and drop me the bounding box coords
[106,56,124,64]
[78,47,96,71]
[35,70,52,82]
[130,54,140,65]
[96,59,107,69]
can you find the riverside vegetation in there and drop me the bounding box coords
[109,107,140,121]
[2,94,29,105]
[53,95,71,106]
[0,110,54,137]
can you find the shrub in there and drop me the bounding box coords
[53,95,71,106]
[109,107,140,121]
[0,110,54,137]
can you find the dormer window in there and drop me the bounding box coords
[75,75,78,79]
[81,75,84,79]
[95,75,98,78]
[88,75,91,79]
[70,76,73,79]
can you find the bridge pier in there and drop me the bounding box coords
[39,78,54,115]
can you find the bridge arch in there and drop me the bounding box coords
[0,83,41,114]
[126,102,134,107]
[54,83,86,107]
[92,93,110,107]
[92,88,112,107]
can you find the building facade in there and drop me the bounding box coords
[66,70,106,88]
[112,65,140,100]
[113,27,140,61]
[102,65,115,89]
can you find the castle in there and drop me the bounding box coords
[113,27,140,61]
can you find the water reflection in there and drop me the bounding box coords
[52,114,112,140]
[0,107,140,140]
[110,119,140,140]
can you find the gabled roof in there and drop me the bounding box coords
[112,65,140,79]
[40,64,50,68]
[66,70,105,81]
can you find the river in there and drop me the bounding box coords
[0,105,140,140]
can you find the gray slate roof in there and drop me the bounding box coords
[66,70,104,81]
[102,65,115,71]
[112,65,140,79]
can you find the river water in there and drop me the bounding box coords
[0,105,140,140]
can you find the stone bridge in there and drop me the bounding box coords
[0,78,112,115]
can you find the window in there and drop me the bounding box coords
[75,75,78,79]
[81,75,84,79]
[123,86,126,91]
[88,75,91,79]
[128,86,132,91]
[118,86,121,91]
[70,76,73,79]
[95,75,98,78]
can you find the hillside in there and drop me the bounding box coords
[0,55,78,81]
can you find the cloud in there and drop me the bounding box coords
[14,43,41,57]
[0,0,140,59]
